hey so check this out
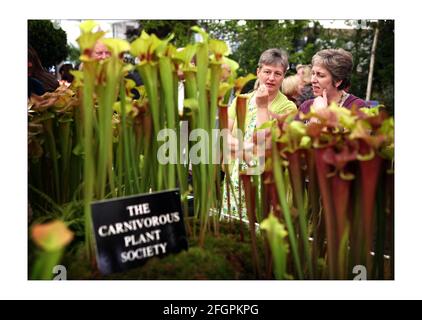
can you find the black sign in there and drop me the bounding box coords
[91,189,188,275]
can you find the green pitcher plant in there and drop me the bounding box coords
[28,20,394,280]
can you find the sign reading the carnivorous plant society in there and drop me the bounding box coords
[91,189,188,274]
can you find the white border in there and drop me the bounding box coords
[1,0,421,300]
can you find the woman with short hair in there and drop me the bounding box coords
[298,48,366,115]
[222,48,297,221]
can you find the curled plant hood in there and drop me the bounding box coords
[322,142,358,180]
[31,220,74,252]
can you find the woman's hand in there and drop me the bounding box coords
[313,89,328,110]
[255,84,269,109]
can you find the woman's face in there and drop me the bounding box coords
[311,64,339,96]
[257,64,285,96]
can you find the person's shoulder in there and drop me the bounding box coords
[345,94,366,108]
[276,92,297,110]
[298,98,314,114]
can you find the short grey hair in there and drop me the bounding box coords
[258,48,289,74]
[312,48,353,90]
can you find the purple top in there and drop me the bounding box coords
[298,94,367,115]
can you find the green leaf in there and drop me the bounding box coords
[102,38,130,57]
[256,119,275,130]
[76,20,105,54]
[234,74,256,94]
[173,44,197,67]
[183,98,198,109]
[299,136,311,149]
[130,31,163,62]
[261,213,288,238]
[79,20,98,34]
[218,82,234,99]
[222,57,239,73]
[209,39,230,61]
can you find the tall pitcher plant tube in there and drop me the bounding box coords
[261,213,290,280]
[96,38,130,199]
[31,220,73,280]
[271,129,303,279]
[158,45,178,189]
[131,31,165,190]
[77,20,105,262]
[192,27,213,247]
[279,119,313,277]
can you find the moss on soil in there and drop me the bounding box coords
[62,221,266,280]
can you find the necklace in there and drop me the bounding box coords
[337,91,349,107]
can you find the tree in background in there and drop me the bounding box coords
[127,20,198,47]
[66,43,81,66]
[28,20,68,71]
[371,20,394,114]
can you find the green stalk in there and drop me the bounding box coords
[286,151,314,278]
[43,117,60,203]
[58,118,72,203]
[184,69,200,236]
[196,41,212,247]
[31,250,64,280]
[127,122,141,193]
[119,80,135,195]
[254,175,264,224]
[207,63,222,237]
[159,55,177,188]
[81,66,96,263]
[235,96,247,241]
[97,60,119,199]
[272,140,303,279]
[137,63,163,190]
[116,133,124,196]
[108,138,116,197]
[175,98,190,234]
[140,107,154,192]
[70,107,83,199]
[261,213,289,280]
